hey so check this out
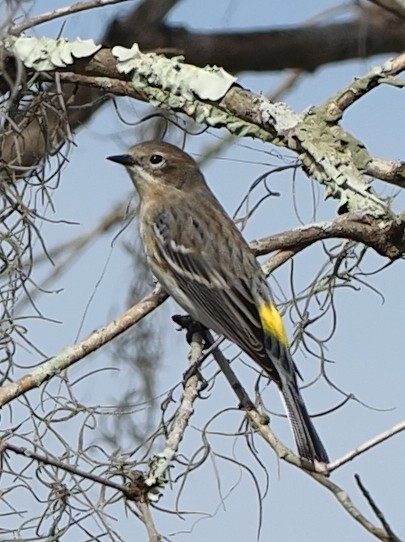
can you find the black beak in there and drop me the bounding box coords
[106,154,135,166]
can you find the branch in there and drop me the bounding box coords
[143,326,204,497]
[3,33,405,220]
[7,210,402,412]
[366,157,405,189]
[0,286,168,407]
[2,4,405,176]
[326,51,405,114]
[250,214,405,260]
[1,441,126,492]
[9,0,133,35]
[15,44,397,219]
[313,473,399,541]
[367,0,405,19]
[202,330,324,470]
[136,499,162,542]
[2,439,163,542]
[11,2,405,73]
[56,48,403,215]
[202,331,400,541]
[328,419,405,472]
[0,0,182,176]
[355,474,402,542]
[104,11,405,73]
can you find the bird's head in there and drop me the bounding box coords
[107,141,206,196]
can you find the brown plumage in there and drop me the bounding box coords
[107,141,329,464]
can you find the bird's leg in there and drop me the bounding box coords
[172,314,209,391]
[172,314,209,346]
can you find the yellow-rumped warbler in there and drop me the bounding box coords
[107,141,328,464]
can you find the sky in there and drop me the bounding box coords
[2,1,405,541]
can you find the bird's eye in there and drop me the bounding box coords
[149,154,165,166]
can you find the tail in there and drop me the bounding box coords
[260,330,328,463]
[280,379,329,464]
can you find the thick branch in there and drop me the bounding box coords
[367,0,405,19]
[250,214,405,260]
[105,12,405,73]
[11,49,395,220]
[2,3,405,175]
[366,158,405,189]
[40,50,403,216]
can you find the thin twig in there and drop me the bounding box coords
[312,473,398,541]
[1,441,125,493]
[328,419,405,472]
[355,474,401,542]
[10,0,132,35]
[262,248,303,275]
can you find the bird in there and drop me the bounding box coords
[107,140,329,464]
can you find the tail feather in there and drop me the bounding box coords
[281,380,329,463]
[261,333,328,463]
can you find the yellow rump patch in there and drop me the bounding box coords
[258,303,289,346]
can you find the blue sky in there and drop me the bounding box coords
[3,1,405,541]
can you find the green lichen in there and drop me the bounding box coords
[112,44,236,101]
[7,36,101,71]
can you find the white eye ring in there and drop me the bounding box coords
[149,153,165,168]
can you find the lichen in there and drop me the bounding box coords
[112,44,236,101]
[7,36,101,71]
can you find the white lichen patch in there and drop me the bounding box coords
[260,100,301,131]
[112,44,236,101]
[7,36,101,71]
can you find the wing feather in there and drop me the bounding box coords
[151,208,272,371]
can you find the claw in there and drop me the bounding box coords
[182,363,209,398]
[172,314,208,346]
[173,313,211,397]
